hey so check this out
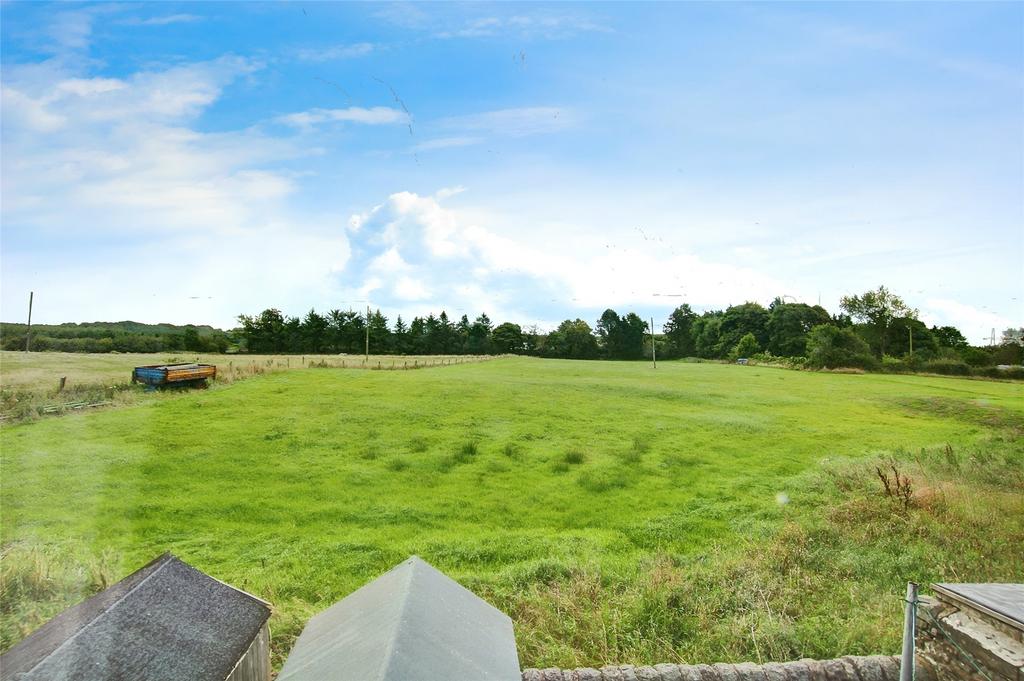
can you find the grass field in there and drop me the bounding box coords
[0,351,494,419]
[1,356,1021,668]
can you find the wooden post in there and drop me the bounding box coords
[25,291,33,352]
[651,317,657,369]
[58,376,66,393]
[365,305,370,362]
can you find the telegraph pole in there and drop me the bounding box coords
[650,317,657,369]
[25,291,34,352]
[908,327,913,358]
[365,305,370,362]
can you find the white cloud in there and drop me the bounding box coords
[277,106,409,129]
[121,14,203,27]
[921,298,1018,345]
[1,50,350,327]
[434,13,612,40]
[344,189,786,327]
[294,43,375,62]
[439,107,574,137]
[412,136,483,152]
[395,276,431,301]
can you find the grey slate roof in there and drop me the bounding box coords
[277,555,521,681]
[0,553,270,681]
[933,582,1024,631]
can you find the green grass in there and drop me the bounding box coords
[1,357,1021,668]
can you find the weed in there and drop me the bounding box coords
[386,457,409,472]
[875,459,914,511]
[408,436,429,453]
[563,449,586,465]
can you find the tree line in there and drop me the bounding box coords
[233,287,1022,373]
[2,287,1020,376]
[0,321,230,353]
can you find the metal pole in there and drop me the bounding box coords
[25,291,34,352]
[900,581,918,681]
[650,317,657,369]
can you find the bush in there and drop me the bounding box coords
[974,366,1024,380]
[806,325,878,370]
[921,360,971,376]
[881,355,906,373]
[731,332,760,360]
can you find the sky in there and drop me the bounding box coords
[1,2,1021,342]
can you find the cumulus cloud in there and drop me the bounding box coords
[920,298,1018,344]
[1,37,348,326]
[342,189,786,327]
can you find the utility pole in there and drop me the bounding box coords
[25,291,34,352]
[365,305,370,362]
[650,317,657,369]
[908,327,913,358]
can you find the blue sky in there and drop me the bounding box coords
[1,2,1021,342]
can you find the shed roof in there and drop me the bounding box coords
[0,553,270,681]
[933,582,1024,631]
[277,555,521,681]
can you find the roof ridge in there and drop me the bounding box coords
[377,557,421,681]
[17,553,176,677]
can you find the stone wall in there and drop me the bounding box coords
[916,594,1024,681]
[522,655,935,681]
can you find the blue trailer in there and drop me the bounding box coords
[132,363,216,390]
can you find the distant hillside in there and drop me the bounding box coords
[0,321,232,353]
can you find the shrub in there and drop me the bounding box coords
[806,325,878,370]
[731,332,760,360]
[921,360,971,376]
[882,355,908,373]
[975,365,1024,380]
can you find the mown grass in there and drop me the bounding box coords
[0,357,1021,668]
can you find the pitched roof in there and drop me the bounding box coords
[0,553,271,681]
[277,555,521,681]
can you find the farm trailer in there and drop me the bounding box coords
[131,363,217,390]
